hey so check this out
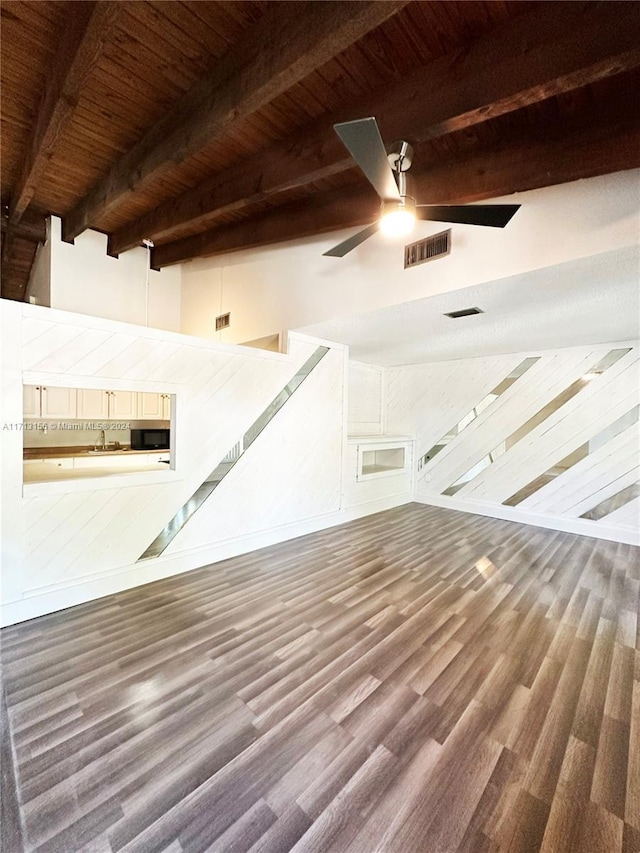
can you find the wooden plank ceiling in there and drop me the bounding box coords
[2,0,640,300]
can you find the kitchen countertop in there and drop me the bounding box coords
[23,446,169,460]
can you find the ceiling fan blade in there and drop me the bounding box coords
[334,118,400,202]
[323,222,379,257]
[416,204,520,228]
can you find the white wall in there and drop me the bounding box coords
[385,341,640,544]
[180,170,640,343]
[0,300,415,626]
[48,217,182,332]
[348,360,384,435]
[25,223,52,306]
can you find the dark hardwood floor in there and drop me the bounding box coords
[1,503,638,853]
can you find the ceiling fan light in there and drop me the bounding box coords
[380,202,416,237]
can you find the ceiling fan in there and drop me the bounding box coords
[323,117,520,258]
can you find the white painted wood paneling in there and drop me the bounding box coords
[2,302,352,621]
[604,495,640,528]
[424,351,599,494]
[522,424,639,515]
[386,342,640,545]
[348,361,384,435]
[386,354,522,468]
[463,350,639,503]
[164,348,345,553]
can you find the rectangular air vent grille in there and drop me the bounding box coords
[404,228,451,269]
[215,312,230,331]
[444,307,484,319]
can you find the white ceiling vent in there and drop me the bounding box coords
[215,312,230,331]
[404,228,451,269]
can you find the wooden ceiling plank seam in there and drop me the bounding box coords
[315,58,369,107]
[294,69,351,115]
[114,8,207,69]
[108,1,640,257]
[99,35,198,94]
[69,88,171,138]
[150,112,640,268]
[1,0,66,27]
[184,0,258,48]
[150,0,232,59]
[9,0,120,223]
[98,36,195,89]
[122,1,210,63]
[62,0,411,242]
[379,16,432,70]
[89,65,177,116]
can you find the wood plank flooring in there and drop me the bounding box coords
[1,503,639,853]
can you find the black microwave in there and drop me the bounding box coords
[130,428,170,451]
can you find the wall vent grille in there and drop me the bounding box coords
[404,228,451,269]
[215,312,230,331]
[444,307,484,319]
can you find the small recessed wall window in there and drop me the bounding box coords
[357,443,409,481]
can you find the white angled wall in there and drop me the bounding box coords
[165,347,345,553]
[0,300,363,625]
[386,342,640,544]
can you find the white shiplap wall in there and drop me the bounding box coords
[1,301,358,625]
[386,342,640,545]
[348,361,384,435]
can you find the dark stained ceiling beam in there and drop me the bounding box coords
[62,0,411,243]
[151,114,640,268]
[109,1,640,257]
[9,1,119,224]
[1,209,47,243]
[0,233,41,302]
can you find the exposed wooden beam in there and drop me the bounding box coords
[62,0,410,243]
[9,1,119,224]
[110,1,640,257]
[0,233,40,302]
[1,210,47,244]
[0,209,46,301]
[151,115,640,268]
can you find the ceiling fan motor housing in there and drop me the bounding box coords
[386,140,414,171]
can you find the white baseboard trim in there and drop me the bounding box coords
[1,493,412,627]
[415,491,639,546]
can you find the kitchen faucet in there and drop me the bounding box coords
[95,429,106,451]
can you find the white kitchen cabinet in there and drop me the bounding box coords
[147,452,171,464]
[23,385,41,417]
[41,386,78,418]
[137,392,171,420]
[109,390,138,419]
[76,389,138,419]
[77,389,110,419]
[72,454,145,470]
[23,385,77,418]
